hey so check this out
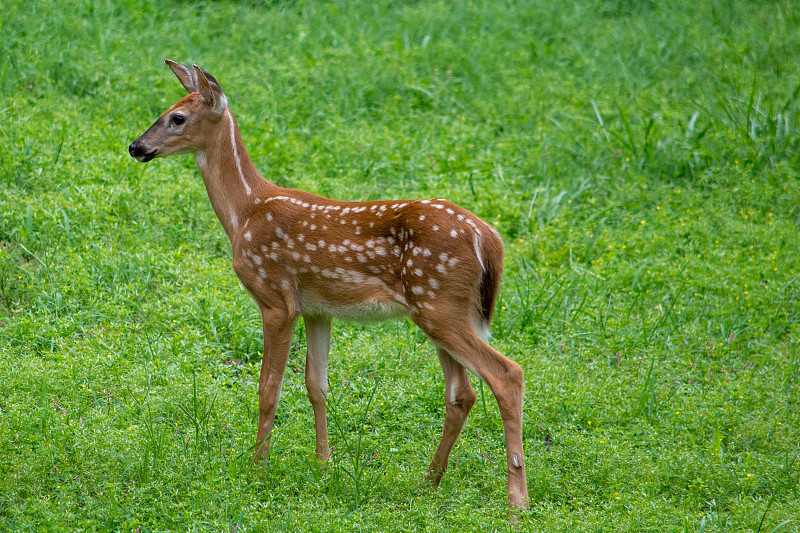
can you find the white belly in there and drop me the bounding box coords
[299,296,407,322]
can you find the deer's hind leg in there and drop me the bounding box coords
[415,308,529,510]
[426,347,477,485]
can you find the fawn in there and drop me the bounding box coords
[129,61,528,509]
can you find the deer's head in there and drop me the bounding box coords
[129,60,228,162]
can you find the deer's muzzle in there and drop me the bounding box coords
[128,141,157,163]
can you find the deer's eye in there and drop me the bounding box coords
[172,114,185,126]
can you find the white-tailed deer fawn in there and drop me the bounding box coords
[129,60,529,509]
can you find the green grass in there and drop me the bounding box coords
[1,0,799,530]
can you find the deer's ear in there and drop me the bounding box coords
[165,59,199,93]
[193,64,228,115]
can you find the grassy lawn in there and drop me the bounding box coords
[1,0,799,530]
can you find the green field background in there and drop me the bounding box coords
[1,0,799,531]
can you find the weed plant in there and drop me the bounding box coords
[1,0,798,531]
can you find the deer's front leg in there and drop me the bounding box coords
[303,315,332,462]
[254,306,297,462]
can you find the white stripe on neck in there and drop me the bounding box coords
[228,111,251,196]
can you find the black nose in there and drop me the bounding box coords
[128,142,140,157]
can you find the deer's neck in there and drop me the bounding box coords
[194,109,270,240]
